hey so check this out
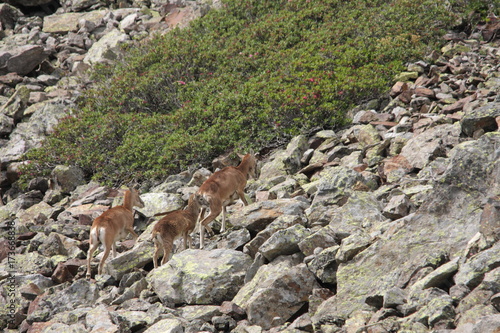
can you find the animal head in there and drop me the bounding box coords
[238,152,258,179]
[130,188,145,208]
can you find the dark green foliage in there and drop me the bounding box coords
[21,0,483,186]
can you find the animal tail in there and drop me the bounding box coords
[89,226,100,246]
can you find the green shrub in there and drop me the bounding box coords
[22,0,471,186]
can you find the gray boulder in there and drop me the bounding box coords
[258,224,311,261]
[400,123,461,169]
[147,249,251,306]
[83,28,130,65]
[233,256,320,329]
[27,279,100,323]
[0,45,48,76]
[259,135,308,179]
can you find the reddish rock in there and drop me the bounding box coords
[220,301,246,320]
[390,81,408,97]
[51,262,74,284]
[441,93,477,114]
[414,87,436,99]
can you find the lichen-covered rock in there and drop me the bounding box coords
[259,135,308,179]
[326,191,386,232]
[229,198,309,233]
[309,166,367,209]
[258,223,311,261]
[233,256,320,329]
[243,214,303,258]
[43,10,107,34]
[143,318,184,333]
[461,102,500,137]
[51,165,86,194]
[307,245,340,285]
[147,249,251,306]
[83,28,130,65]
[27,279,99,323]
[104,239,155,280]
[454,243,500,289]
[135,192,184,217]
[400,123,461,169]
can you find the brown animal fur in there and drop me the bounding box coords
[86,188,144,278]
[195,153,257,249]
[150,194,201,268]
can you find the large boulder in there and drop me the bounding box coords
[0,4,23,31]
[259,135,309,179]
[0,45,48,76]
[83,29,130,65]
[461,102,500,137]
[0,100,70,164]
[400,123,461,170]
[27,279,100,323]
[42,10,107,34]
[233,255,321,329]
[228,198,309,233]
[147,249,251,306]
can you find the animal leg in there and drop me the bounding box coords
[199,206,221,249]
[237,189,249,206]
[182,230,189,251]
[221,205,228,233]
[86,241,99,279]
[111,242,117,259]
[161,239,173,266]
[98,246,111,275]
[152,235,162,269]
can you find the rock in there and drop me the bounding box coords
[454,242,500,289]
[104,237,154,280]
[441,132,500,196]
[326,191,386,231]
[454,314,500,333]
[480,196,500,244]
[229,198,309,234]
[143,318,184,333]
[216,227,251,250]
[309,166,364,208]
[85,304,119,332]
[27,279,100,323]
[383,194,412,219]
[43,10,106,34]
[259,135,308,179]
[243,214,303,258]
[0,4,23,31]
[400,123,461,169]
[461,102,500,137]
[0,45,48,76]
[147,249,251,305]
[258,223,311,261]
[233,256,321,329]
[83,28,130,65]
[410,293,455,328]
[135,192,184,217]
[335,232,372,263]
[0,100,71,164]
[307,245,340,285]
[298,224,338,257]
[51,165,86,194]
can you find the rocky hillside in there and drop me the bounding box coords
[1,0,500,332]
